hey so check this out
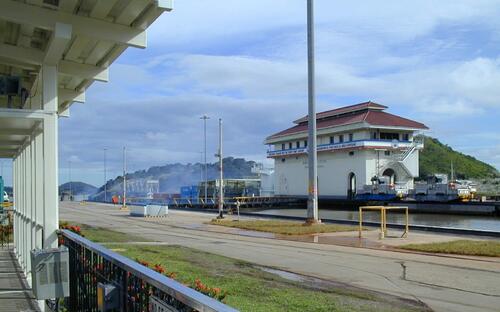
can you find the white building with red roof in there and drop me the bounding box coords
[265,102,429,198]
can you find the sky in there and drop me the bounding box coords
[2,0,500,187]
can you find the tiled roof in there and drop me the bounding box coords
[293,101,387,124]
[267,108,428,140]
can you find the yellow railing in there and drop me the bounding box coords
[359,206,409,239]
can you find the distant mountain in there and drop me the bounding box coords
[59,181,97,195]
[92,157,258,200]
[419,136,498,179]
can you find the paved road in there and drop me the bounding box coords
[61,202,500,312]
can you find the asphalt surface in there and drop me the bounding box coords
[60,202,500,312]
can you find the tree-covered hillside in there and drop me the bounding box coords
[419,136,498,179]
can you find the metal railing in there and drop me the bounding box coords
[59,229,238,312]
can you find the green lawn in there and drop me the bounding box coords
[114,244,428,312]
[209,219,358,235]
[400,240,500,257]
[61,221,151,243]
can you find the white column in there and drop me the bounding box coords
[25,139,32,281]
[13,156,17,255]
[42,65,59,248]
[34,132,43,249]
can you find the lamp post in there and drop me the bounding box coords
[216,118,224,219]
[200,115,210,204]
[68,160,72,201]
[122,146,127,209]
[306,0,320,223]
[104,148,107,203]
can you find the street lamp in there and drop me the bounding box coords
[215,118,224,219]
[104,148,107,203]
[122,146,127,209]
[200,115,210,204]
[306,0,320,223]
[68,160,72,201]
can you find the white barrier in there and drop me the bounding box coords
[130,205,168,217]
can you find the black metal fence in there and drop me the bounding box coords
[59,229,238,312]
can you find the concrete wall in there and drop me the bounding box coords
[274,148,420,197]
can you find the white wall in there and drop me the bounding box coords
[273,148,420,197]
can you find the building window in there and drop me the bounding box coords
[281,143,285,150]
[372,132,377,139]
[329,136,334,144]
[384,150,390,156]
[403,133,409,141]
[349,151,354,156]
[281,158,286,162]
[296,141,300,148]
[339,135,344,143]
[349,133,353,141]
[288,142,292,149]
[380,132,399,140]
[304,140,308,148]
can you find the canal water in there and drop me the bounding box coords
[256,209,500,232]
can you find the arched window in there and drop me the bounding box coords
[347,172,356,199]
[382,168,396,184]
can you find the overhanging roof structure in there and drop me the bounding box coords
[0,0,172,286]
[0,0,172,157]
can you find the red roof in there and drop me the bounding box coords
[267,104,428,140]
[294,101,386,124]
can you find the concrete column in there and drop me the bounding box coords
[42,65,59,248]
[34,132,43,249]
[13,156,17,255]
[25,140,32,281]
[20,148,25,268]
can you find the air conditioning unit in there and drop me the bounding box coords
[30,246,70,300]
[0,75,20,96]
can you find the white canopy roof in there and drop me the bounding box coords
[0,0,171,158]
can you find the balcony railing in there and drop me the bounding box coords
[59,229,238,312]
[267,139,423,157]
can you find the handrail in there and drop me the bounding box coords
[60,229,238,312]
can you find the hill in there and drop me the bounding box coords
[419,136,498,179]
[92,157,258,200]
[59,181,97,195]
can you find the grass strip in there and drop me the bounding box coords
[113,244,428,312]
[209,219,357,235]
[400,240,500,257]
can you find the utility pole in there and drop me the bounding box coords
[68,160,72,201]
[306,0,320,223]
[200,115,210,204]
[122,146,127,209]
[216,118,224,219]
[104,148,107,203]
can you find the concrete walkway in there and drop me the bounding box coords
[61,202,500,312]
[0,249,39,312]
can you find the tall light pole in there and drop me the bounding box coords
[104,148,107,203]
[200,115,210,203]
[68,160,72,201]
[306,0,320,223]
[216,118,224,218]
[122,146,127,208]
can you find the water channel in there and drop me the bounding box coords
[256,208,500,232]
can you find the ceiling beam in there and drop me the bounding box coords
[0,43,109,82]
[0,56,39,71]
[0,107,47,119]
[0,140,24,145]
[59,60,109,82]
[0,43,44,66]
[0,1,148,48]
[44,22,72,65]
[0,129,32,136]
[59,88,85,104]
